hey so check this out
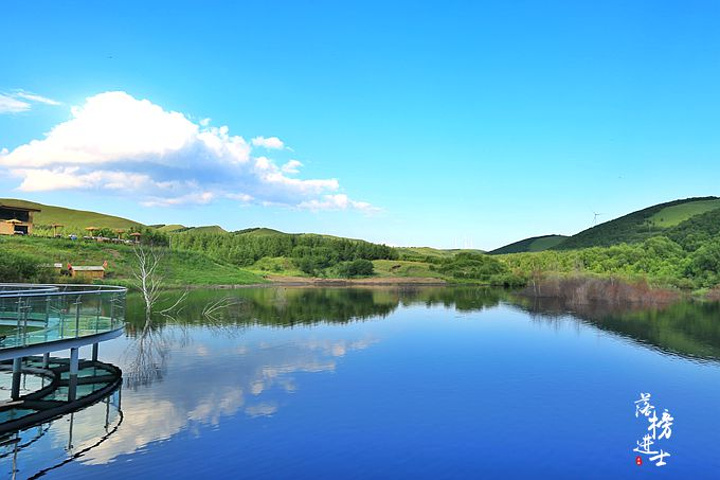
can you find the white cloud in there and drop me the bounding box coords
[298,194,380,213]
[281,159,302,174]
[0,94,30,113]
[0,91,376,211]
[14,90,62,105]
[0,90,61,113]
[251,136,285,149]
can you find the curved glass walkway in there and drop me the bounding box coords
[0,283,126,404]
[0,284,126,355]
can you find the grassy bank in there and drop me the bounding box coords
[0,235,265,287]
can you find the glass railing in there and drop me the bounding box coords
[0,284,126,350]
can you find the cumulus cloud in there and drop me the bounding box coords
[251,136,285,149]
[281,159,302,174]
[0,90,61,113]
[0,91,375,211]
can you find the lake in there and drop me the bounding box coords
[3,286,720,479]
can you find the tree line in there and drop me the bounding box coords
[170,232,397,276]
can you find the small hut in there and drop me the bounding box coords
[70,265,106,280]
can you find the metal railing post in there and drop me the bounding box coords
[45,295,51,327]
[16,298,23,346]
[22,302,28,346]
[96,295,102,333]
[75,295,82,337]
[110,293,116,329]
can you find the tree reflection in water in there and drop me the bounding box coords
[512,294,720,362]
[123,316,171,389]
[122,284,720,381]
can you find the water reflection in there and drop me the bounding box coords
[0,386,122,479]
[512,295,720,362]
[69,287,508,465]
[125,286,720,365]
[125,286,505,330]
[84,325,379,465]
[13,286,720,478]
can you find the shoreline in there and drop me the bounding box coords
[178,276,450,290]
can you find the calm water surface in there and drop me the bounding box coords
[4,287,720,479]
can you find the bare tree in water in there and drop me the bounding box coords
[126,245,188,388]
[132,244,164,318]
[132,244,187,318]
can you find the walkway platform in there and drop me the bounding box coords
[0,283,126,360]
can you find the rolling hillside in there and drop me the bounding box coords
[489,235,568,255]
[396,247,485,261]
[235,227,287,236]
[555,196,720,250]
[1,198,143,230]
[157,224,228,234]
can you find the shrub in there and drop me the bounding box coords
[335,259,374,278]
[0,251,55,283]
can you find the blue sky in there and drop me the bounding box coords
[1,0,719,250]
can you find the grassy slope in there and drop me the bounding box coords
[186,225,227,234]
[649,198,720,227]
[236,227,287,236]
[372,259,447,279]
[157,224,186,232]
[160,225,228,234]
[396,247,484,260]
[0,235,265,286]
[489,234,568,255]
[555,196,720,250]
[1,198,143,230]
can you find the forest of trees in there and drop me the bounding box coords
[501,235,720,289]
[170,231,397,276]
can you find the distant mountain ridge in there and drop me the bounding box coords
[555,196,720,250]
[489,235,568,255]
[6,196,720,253]
[490,196,720,253]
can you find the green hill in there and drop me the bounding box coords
[157,224,228,234]
[396,247,484,261]
[0,234,265,286]
[235,227,287,236]
[555,196,720,250]
[186,225,227,234]
[489,235,568,255]
[1,198,143,231]
[157,224,187,232]
[666,207,720,251]
[649,198,720,227]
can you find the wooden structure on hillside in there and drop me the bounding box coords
[0,203,40,235]
[70,266,106,280]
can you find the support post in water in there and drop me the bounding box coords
[69,347,79,401]
[11,357,22,400]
